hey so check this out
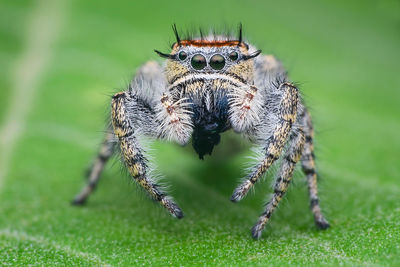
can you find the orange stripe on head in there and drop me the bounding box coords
[172,40,248,49]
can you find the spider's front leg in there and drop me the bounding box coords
[251,129,304,238]
[230,82,299,202]
[111,91,184,218]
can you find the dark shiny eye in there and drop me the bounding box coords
[210,54,225,70]
[229,51,238,61]
[191,54,206,70]
[178,51,187,60]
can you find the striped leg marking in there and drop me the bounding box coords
[231,83,299,202]
[252,130,305,239]
[72,129,115,205]
[111,92,183,218]
[300,110,330,229]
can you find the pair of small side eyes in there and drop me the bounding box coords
[178,51,239,70]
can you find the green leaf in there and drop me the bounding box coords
[1,0,399,265]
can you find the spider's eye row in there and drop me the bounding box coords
[188,53,235,71]
[210,54,225,70]
[229,51,238,61]
[191,54,207,70]
[178,51,187,60]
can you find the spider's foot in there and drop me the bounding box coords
[173,207,184,219]
[71,196,87,206]
[251,223,264,240]
[230,180,252,202]
[162,197,184,219]
[315,216,330,230]
[71,190,90,206]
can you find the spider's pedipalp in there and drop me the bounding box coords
[156,93,193,145]
[228,84,263,133]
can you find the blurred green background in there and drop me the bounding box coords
[1,0,399,265]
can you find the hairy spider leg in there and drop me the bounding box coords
[72,128,115,205]
[299,109,330,229]
[111,92,183,218]
[231,82,299,202]
[251,129,305,239]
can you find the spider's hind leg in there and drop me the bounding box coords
[251,129,305,239]
[72,128,116,205]
[298,109,330,229]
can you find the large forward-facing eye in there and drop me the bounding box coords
[210,54,225,70]
[191,54,206,70]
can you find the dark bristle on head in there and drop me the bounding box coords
[169,24,246,43]
[154,49,174,59]
[238,23,243,44]
[242,50,262,60]
[172,24,180,44]
[162,24,253,51]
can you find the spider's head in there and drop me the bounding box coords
[155,24,261,85]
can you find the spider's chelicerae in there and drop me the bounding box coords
[72,25,330,239]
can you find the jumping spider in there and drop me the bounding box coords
[72,25,330,239]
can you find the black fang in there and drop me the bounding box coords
[191,92,229,159]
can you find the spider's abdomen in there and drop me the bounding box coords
[190,89,230,159]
